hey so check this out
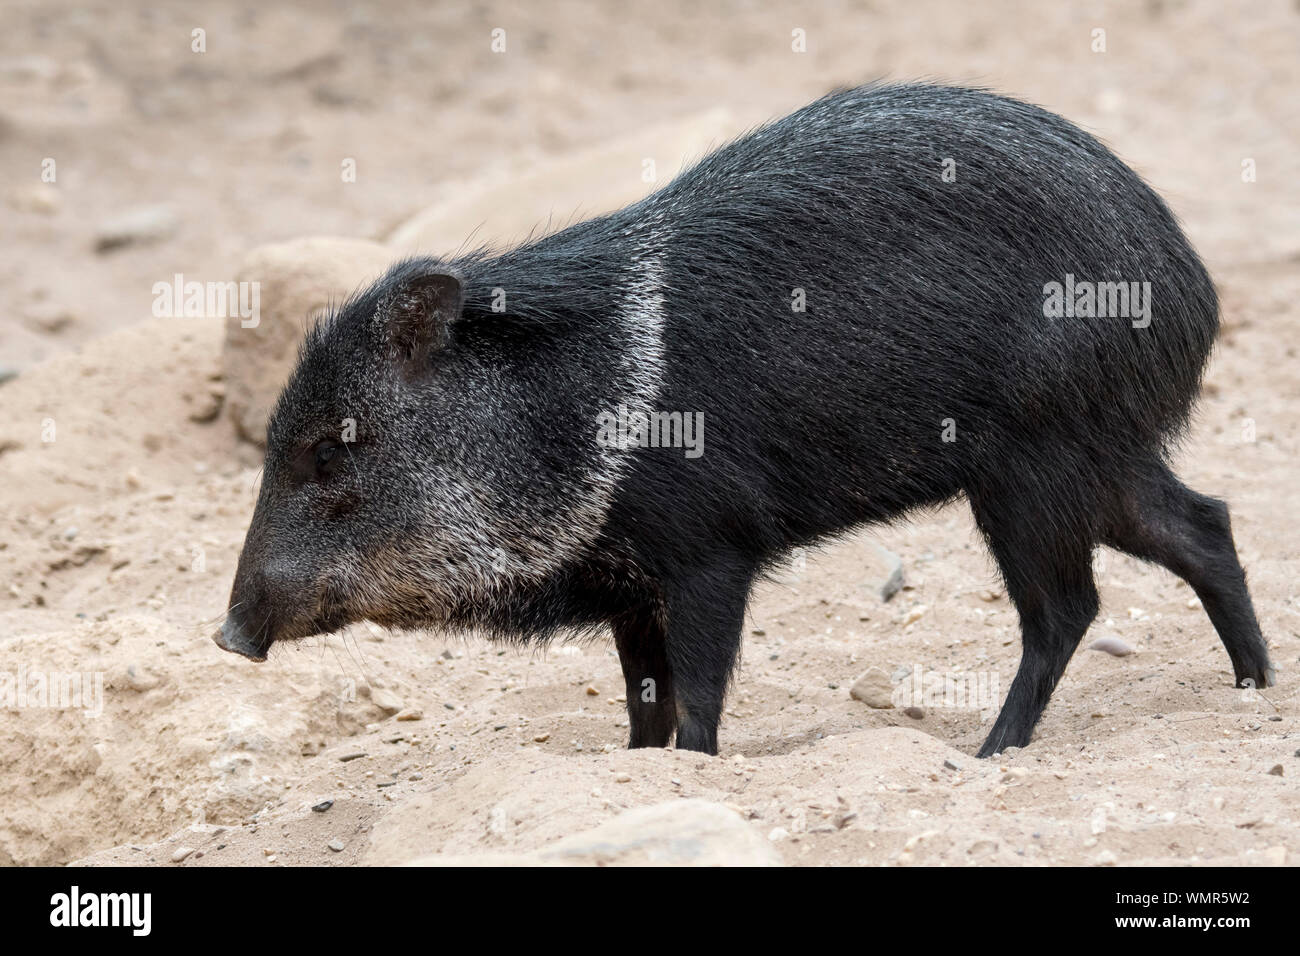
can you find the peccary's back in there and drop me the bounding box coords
[464,85,1220,561]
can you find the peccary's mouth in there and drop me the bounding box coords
[213,604,357,662]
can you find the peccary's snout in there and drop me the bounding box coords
[213,601,272,662]
[216,528,355,661]
[214,552,305,662]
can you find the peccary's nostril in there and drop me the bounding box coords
[213,613,270,662]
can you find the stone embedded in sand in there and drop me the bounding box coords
[1089,636,1135,657]
[170,846,195,862]
[404,800,781,867]
[368,686,404,715]
[849,667,894,709]
[903,705,925,720]
[222,236,395,445]
[871,542,905,602]
[327,839,345,852]
[95,204,179,252]
[1267,764,1284,776]
[395,708,423,722]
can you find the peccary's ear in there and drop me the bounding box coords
[385,272,463,376]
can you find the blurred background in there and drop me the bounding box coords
[3,0,1297,370]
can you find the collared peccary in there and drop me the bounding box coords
[216,83,1273,757]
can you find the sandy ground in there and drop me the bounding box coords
[1,0,1298,866]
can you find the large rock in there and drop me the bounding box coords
[223,237,393,445]
[403,799,782,867]
[385,109,745,254]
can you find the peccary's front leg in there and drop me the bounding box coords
[662,562,753,755]
[612,606,676,748]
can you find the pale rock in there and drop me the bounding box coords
[849,667,895,709]
[404,800,781,866]
[222,237,395,444]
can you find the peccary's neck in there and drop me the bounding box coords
[410,208,673,620]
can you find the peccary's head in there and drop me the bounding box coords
[214,256,626,661]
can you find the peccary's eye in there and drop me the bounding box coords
[314,440,344,477]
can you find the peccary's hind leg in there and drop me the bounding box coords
[612,606,676,748]
[662,561,752,755]
[1104,464,1273,689]
[971,492,1100,758]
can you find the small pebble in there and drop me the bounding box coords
[327,839,345,852]
[1089,636,1134,657]
[170,846,195,863]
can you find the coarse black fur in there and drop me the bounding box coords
[219,83,1273,758]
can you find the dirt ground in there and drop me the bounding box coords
[1,0,1297,867]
